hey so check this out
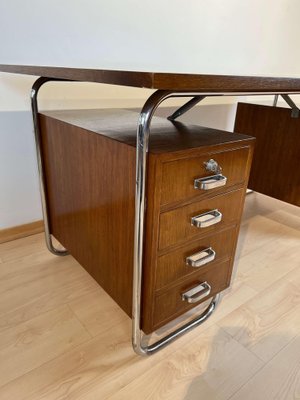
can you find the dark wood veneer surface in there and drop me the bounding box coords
[1,64,300,93]
[158,189,245,250]
[153,259,232,329]
[41,109,252,154]
[39,114,136,316]
[156,227,237,290]
[160,146,250,205]
[234,103,300,206]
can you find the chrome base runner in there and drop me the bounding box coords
[31,80,227,355]
[137,294,220,355]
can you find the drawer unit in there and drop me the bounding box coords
[160,146,250,206]
[39,108,254,336]
[159,188,244,250]
[153,259,232,329]
[156,227,237,290]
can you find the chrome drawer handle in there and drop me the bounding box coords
[186,247,216,268]
[191,209,222,228]
[194,174,227,190]
[182,282,211,304]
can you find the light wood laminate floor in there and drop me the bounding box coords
[0,192,299,400]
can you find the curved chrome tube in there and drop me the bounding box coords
[31,80,223,354]
[139,294,220,355]
[31,77,69,256]
[132,90,222,356]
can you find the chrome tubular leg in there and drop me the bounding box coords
[31,77,69,256]
[31,80,221,351]
[132,90,222,356]
[273,94,279,107]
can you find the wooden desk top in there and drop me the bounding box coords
[1,64,300,94]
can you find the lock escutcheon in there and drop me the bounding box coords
[204,159,222,174]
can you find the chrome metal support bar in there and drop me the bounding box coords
[273,94,300,117]
[281,94,300,118]
[167,95,206,121]
[132,90,222,356]
[31,77,69,256]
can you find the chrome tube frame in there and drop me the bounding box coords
[32,81,288,356]
[273,94,279,107]
[31,77,69,256]
[132,90,223,356]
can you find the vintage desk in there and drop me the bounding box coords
[1,65,300,356]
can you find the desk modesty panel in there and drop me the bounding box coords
[235,102,300,207]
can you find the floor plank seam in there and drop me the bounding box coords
[256,331,300,366]
[226,333,300,400]
[0,330,98,393]
[244,271,300,295]
[218,281,260,313]
[67,303,128,339]
[0,282,98,334]
[214,315,269,363]
[226,360,267,400]
[66,303,93,340]
[237,229,300,262]
[0,193,299,399]
[216,300,300,365]
[103,325,266,400]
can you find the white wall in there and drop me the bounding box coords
[0,111,42,228]
[1,0,300,228]
[1,0,300,75]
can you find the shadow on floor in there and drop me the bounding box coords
[182,325,298,400]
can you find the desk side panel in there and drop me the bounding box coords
[39,115,136,316]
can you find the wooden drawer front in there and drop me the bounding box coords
[159,189,243,250]
[156,227,237,290]
[153,259,231,329]
[160,146,250,206]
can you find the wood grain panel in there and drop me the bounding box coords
[156,227,237,290]
[40,114,136,317]
[2,64,300,92]
[41,109,253,155]
[160,145,251,206]
[0,64,153,88]
[153,72,300,92]
[234,102,300,206]
[159,189,245,250]
[153,259,232,330]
